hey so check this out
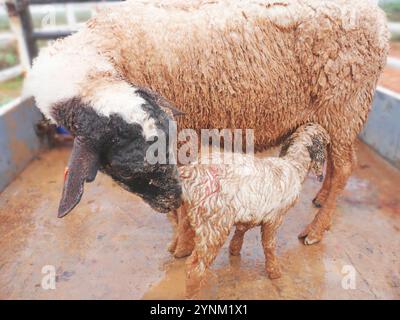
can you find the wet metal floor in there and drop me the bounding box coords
[0,141,399,299]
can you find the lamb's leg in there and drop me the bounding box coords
[312,149,333,208]
[261,220,282,279]
[173,205,195,258]
[186,239,229,295]
[187,232,230,282]
[186,215,233,292]
[229,224,251,256]
[299,144,356,245]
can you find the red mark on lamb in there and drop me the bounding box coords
[64,167,69,181]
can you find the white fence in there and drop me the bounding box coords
[0,10,24,82]
[0,2,100,84]
[1,2,400,86]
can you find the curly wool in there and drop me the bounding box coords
[26,0,388,146]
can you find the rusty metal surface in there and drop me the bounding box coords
[0,140,399,299]
[0,98,43,193]
[361,88,400,169]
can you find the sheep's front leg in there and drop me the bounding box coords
[229,224,251,256]
[300,144,355,245]
[168,210,179,253]
[261,220,282,279]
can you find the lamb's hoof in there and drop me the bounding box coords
[266,267,282,279]
[173,247,193,259]
[229,246,242,256]
[298,225,323,245]
[312,197,323,208]
[168,241,177,254]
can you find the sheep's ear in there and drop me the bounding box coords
[136,86,185,117]
[58,138,99,218]
[162,104,186,117]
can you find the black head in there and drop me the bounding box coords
[52,88,183,217]
[280,123,330,182]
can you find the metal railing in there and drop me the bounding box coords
[0,0,123,83]
[0,0,400,86]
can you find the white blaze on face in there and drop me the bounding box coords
[83,81,158,139]
[24,36,158,140]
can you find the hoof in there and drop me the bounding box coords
[229,249,241,256]
[312,197,323,208]
[298,224,324,245]
[303,235,321,246]
[229,244,242,256]
[168,241,177,254]
[173,247,193,259]
[266,267,282,279]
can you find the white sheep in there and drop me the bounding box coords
[24,0,389,244]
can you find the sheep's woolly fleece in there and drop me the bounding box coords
[25,0,388,148]
[24,0,388,242]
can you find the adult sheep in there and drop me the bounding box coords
[25,0,389,245]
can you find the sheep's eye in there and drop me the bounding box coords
[119,171,133,179]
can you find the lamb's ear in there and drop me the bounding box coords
[58,138,99,218]
[136,86,185,117]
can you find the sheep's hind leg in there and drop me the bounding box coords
[229,224,251,256]
[261,220,282,279]
[300,145,355,245]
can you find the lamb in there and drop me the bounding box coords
[176,123,330,283]
[24,0,389,244]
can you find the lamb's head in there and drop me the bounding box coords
[280,123,330,181]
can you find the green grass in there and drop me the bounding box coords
[381,1,400,22]
[0,43,19,70]
[0,16,9,31]
[0,9,93,106]
[75,11,92,23]
[0,75,23,106]
[392,33,400,42]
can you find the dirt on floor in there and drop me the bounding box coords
[0,140,399,299]
[379,42,400,93]
[379,67,400,93]
[390,41,400,59]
